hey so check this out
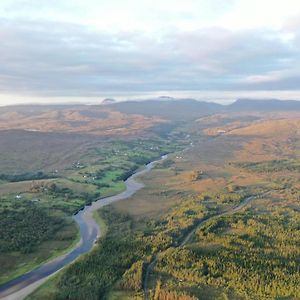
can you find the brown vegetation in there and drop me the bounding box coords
[0,106,166,136]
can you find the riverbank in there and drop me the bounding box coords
[0,155,168,300]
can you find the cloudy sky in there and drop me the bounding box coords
[0,0,300,105]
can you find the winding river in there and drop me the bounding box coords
[0,155,167,300]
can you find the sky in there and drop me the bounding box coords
[0,0,300,105]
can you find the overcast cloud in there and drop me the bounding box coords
[0,0,300,104]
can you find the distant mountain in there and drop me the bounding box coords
[102,98,116,105]
[110,98,300,120]
[0,103,164,136]
[228,99,300,111]
[110,98,222,120]
[157,96,175,100]
[1,98,299,129]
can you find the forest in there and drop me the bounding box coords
[0,200,66,254]
[27,149,300,300]
[2,110,300,300]
[0,136,181,286]
[153,209,300,299]
[0,171,56,182]
[235,159,300,173]
[28,188,256,299]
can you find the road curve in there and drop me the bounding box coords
[144,194,263,300]
[0,155,168,300]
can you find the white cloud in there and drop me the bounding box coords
[2,0,300,32]
[0,0,300,104]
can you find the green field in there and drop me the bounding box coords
[2,109,300,300]
[27,113,300,300]
[0,137,181,285]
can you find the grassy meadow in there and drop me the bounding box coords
[1,107,299,300]
[0,135,180,284]
[28,113,300,300]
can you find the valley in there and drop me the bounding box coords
[1,1,300,299]
[0,99,299,300]
[0,123,181,287]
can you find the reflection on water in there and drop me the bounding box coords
[0,155,167,299]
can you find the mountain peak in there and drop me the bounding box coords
[229,98,300,111]
[102,98,116,105]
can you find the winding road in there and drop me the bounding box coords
[0,155,168,300]
[143,193,264,300]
